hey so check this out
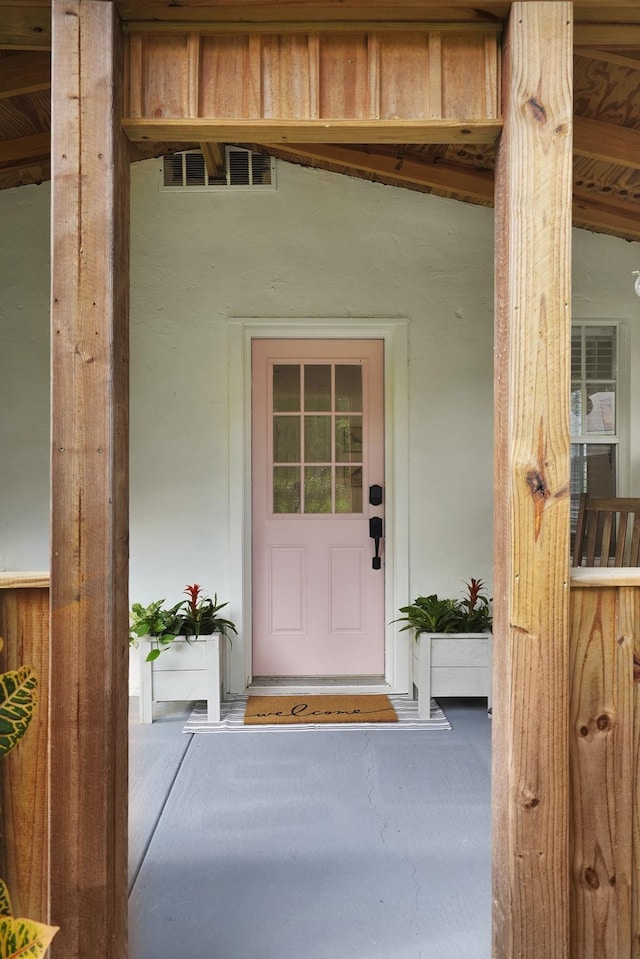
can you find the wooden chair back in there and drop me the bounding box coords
[572,494,640,567]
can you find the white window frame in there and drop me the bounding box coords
[570,319,630,498]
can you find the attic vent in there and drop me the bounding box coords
[161,148,276,191]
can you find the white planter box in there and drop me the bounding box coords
[138,633,226,724]
[412,631,492,719]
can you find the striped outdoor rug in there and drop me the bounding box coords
[182,694,451,733]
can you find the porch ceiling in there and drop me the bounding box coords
[1,2,640,241]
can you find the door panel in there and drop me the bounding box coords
[252,339,385,677]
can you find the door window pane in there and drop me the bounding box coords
[273,416,300,463]
[304,365,331,412]
[335,365,362,412]
[304,466,332,513]
[273,365,300,412]
[335,466,363,513]
[273,466,301,513]
[271,358,371,516]
[304,416,331,463]
[335,415,363,462]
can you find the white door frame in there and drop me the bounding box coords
[227,317,410,695]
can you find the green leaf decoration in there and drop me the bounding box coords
[0,882,12,919]
[0,669,38,759]
[0,917,58,958]
[145,648,161,662]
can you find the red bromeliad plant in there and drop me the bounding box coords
[458,578,492,632]
[180,583,238,640]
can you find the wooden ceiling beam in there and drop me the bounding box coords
[123,20,502,34]
[0,5,51,50]
[123,119,503,146]
[274,142,640,240]
[574,25,640,47]
[0,131,49,171]
[0,51,50,99]
[200,142,226,178]
[572,189,640,240]
[268,143,494,202]
[574,48,640,70]
[574,115,640,171]
[114,1,640,24]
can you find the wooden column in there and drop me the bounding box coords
[50,2,129,957]
[493,4,572,959]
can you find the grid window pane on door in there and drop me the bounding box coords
[271,363,364,515]
[570,324,618,530]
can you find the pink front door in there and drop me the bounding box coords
[252,339,385,677]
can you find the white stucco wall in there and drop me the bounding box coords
[2,156,640,689]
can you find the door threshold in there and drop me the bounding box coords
[248,675,388,696]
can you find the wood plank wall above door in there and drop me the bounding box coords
[123,26,502,143]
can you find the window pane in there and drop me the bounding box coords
[335,466,363,513]
[335,365,362,412]
[570,330,582,378]
[571,444,616,498]
[273,416,300,463]
[273,365,300,412]
[585,386,615,435]
[336,415,363,463]
[304,466,332,513]
[304,416,331,463]
[273,466,301,513]
[570,385,582,435]
[304,365,331,412]
[585,328,616,380]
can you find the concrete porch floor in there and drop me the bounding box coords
[129,698,491,959]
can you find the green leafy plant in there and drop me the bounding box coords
[129,599,185,662]
[129,585,237,662]
[394,578,492,635]
[0,646,59,956]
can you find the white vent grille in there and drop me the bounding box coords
[161,148,276,191]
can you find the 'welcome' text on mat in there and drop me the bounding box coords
[244,694,398,725]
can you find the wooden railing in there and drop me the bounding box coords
[569,568,640,958]
[0,573,50,923]
[1,568,639,954]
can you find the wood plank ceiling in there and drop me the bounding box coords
[1,1,640,241]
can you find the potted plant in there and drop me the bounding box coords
[395,578,493,718]
[130,584,237,724]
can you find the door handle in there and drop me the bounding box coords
[369,516,383,570]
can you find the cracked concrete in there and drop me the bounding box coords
[130,698,491,959]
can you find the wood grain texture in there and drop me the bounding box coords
[0,573,49,590]
[127,28,500,126]
[0,51,50,99]
[114,2,640,27]
[493,4,573,958]
[123,116,502,143]
[50,1,129,957]
[0,587,49,924]
[575,116,640,171]
[569,585,639,958]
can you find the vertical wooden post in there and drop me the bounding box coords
[50,2,129,957]
[493,4,572,958]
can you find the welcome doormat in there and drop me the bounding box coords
[245,693,398,725]
[182,694,451,733]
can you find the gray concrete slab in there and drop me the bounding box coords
[129,699,491,959]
